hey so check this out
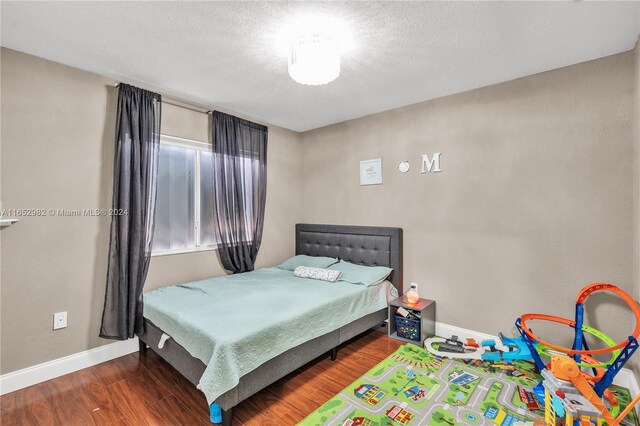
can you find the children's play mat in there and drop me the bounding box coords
[299,343,639,426]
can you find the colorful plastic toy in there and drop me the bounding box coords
[498,333,533,361]
[424,334,534,362]
[465,338,480,348]
[423,336,485,359]
[515,282,640,426]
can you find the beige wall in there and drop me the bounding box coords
[0,48,302,373]
[1,45,638,378]
[302,52,637,371]
[633,37,640,379]
[634,37,640,307]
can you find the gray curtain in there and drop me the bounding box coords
[100,84,161,340]
[211,111,268,273]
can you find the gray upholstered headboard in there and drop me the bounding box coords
[295,224,403,293]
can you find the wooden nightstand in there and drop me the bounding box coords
[388,296,436,345]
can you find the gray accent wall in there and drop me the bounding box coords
[301,52,638,373]
[0,48,302,374]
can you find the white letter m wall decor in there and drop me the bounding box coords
[420,153,442,173]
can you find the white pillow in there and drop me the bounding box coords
[293,266,342,283]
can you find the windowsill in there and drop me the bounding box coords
[151,246,218,257]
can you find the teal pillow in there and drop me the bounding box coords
[277,255,338,271]
[329,260,392,287]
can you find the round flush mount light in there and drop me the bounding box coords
[288,32,340,86]
[282,15,351,86]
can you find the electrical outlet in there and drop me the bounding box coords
[410,282,419,292]
[53,311,67,330]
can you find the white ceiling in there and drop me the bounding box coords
[2,1,639,132]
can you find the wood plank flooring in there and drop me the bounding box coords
[0,328,403,425]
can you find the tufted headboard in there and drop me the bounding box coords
[295,224,403,293]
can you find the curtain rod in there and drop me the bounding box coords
[113,83,212,114]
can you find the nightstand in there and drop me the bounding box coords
[388,296,436,345]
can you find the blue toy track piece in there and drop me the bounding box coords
[499,333,533,361]
[481,339,496,348]
[572,303,585,364]
[481,351,502,361]
[551,394,565,418]
[515,318,546,371]
[480,339,502,361]
[532,381,546,407]
[210,402,222,423]
[594,335,639,397]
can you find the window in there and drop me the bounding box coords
[199,151,256,244]
[152,135,257,255]
[152,135,216,255]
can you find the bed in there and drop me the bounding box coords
[136,223,403,425]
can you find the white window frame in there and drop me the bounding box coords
[151,135,217,257]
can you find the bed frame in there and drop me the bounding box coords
[136,223,403,425]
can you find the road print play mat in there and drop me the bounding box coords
[299,343,639,426]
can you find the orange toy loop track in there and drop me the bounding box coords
[521,313,628,355]
[521,282,640,356]
[526,314,603,380]
[576,283,640,340]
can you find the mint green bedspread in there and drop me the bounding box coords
[143,267,389,404]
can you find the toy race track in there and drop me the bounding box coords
[423,336,485,359]
[299,343,639,426]
[516,282,640,425]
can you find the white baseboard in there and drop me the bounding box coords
[0,337,139,395]
[435,321,639,409]
[435,322,502,348]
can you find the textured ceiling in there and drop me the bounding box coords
[2,1,639,132]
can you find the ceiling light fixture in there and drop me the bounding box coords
[288,31,340,86]
[282,14,350,86]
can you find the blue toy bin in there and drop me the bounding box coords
[394,315,420,341]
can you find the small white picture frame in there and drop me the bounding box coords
[360,158,382,185]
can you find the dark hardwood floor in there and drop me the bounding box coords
[0,328,403,425]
